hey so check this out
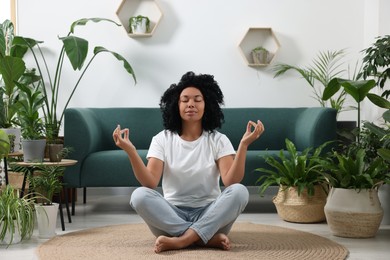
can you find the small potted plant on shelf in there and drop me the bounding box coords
[25,164,66,238]
[129,15,150,34]
[255,138,332,223]
[251,46,270,65]
[0,185,36,247]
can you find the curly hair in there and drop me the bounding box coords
[160,71,225,134]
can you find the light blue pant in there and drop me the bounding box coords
[130,183,249,244]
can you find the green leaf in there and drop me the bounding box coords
[341,79,376,103]
[323,78,342,100]
[367,93,390,109]
[70,18,121,34]
[93,46,137,83]
[378,148,390,163]
[0,56,26,95]
[60,36,88,70]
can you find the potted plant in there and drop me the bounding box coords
[0,19,30,153]
[255,138,331,223]
[14,77,46,162]
[26,164,66,238]
[0,185,36,246]
[321,146,389,238]
[321,78,390,238]
[251,46,270,65]
[129,15,150,34]
[12,17,137,155]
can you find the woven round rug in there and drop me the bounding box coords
[36,222,348,260]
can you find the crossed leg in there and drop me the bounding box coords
[154,228,231,253]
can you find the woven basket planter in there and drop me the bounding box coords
[273,185,327,223]
[324,188,383,238]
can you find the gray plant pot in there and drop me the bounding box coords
[22,139,46,162]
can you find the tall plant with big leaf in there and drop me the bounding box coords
[0,19,29,128]
[12,18,137,144]
[323,78,390,132]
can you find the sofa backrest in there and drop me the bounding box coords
[65,106,336,151]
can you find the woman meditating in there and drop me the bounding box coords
[113,71,264,253]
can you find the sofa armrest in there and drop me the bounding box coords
[64,108,103,187]
[294,107,337,150]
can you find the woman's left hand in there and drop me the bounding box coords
[240,120,265,147]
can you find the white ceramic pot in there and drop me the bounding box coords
[35,203,59,239]
[0,220,22,245]
[130,17,149,34]
[324,188,383,238]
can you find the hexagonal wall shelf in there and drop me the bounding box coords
[116,0,163,38]
[238,27,280,67]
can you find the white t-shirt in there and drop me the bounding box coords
[146,130,236,208]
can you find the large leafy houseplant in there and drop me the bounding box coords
[256,138,331,197]
[272,49,356,116]
[13,18,137,143]
[0,19,28,128]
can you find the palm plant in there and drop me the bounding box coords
[273,49,358,116]
[12,18,137,143]
[27,165,66,205]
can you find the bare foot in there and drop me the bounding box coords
[205,233,231,250]
[154,229,200,253]
[154,236,182,253]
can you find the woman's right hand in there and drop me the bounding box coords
[113,125,136,152]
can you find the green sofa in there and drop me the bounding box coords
[63,107,337,207]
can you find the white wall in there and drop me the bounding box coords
[9,0,390,132]
[0,0,11,21]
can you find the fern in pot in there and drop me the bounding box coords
[255,138,332,223]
